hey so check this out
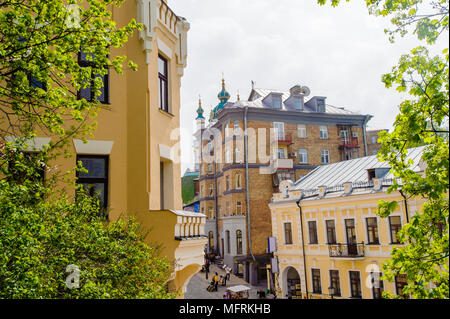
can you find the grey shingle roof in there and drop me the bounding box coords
[292,145,426,191]
[245,88,360,115]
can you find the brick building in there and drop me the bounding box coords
[366,129,389,155]
[193,80,373,285]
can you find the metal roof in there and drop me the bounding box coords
[292,145,426,191]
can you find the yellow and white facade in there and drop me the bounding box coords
[2,0,206,296]
[268,147,426,299]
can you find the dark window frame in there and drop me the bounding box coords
[284,222,293,245]
[308,220,318,244]
[329,270,341,296]
[311,269,322,294]
[236,230,243,254]
[77,51,110,104]
[326,219,337,244]
[158,54,169,113]
[76,155,109,212]
[366,217,380,244]
[371,271,384,299]
[395,274,409,299]
[349,271,362,298]
[389,216,402,244]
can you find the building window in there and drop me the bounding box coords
[236,174,242,188]
[319,126,328,139]
[312,269,322,294]
[295,97,303,110]
[226,201,230,216]
[76,155,109,211]
[225,150,231,163]
[236,201,242,215]
[371,272,384,299]
[235,147,241,163]
[274,122,285,140]
[218,205,222,217]
[158,54,169,112]
[8,151,46,184]
[349,271,362,298]
[329,270,341,296]
[226,175,230,191]
[200,185,204,197]
[395,274,409,298]
[298,124,307,138]
[298,149,308,164]
[308,221,318,244]
[233,121,240,135]
[317,99,326,112]
[273,96,282,109]
[284,222,293,244]
[371,136,377,144]
[208,231,214,250]
[366,217,379,244]
[236,230,243,254]
[208,208,214,219]
[277,148,285,159]
[321,150,330,164]
[226,230,230,254]
[77,51,109,104]
[389,216,402,244]
[217,182,222,195]
[209,185,214,197]
[326,220,337,244]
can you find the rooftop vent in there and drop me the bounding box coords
[289,85,310,97]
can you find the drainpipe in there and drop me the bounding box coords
[362,115,371,156]
[244,106,256,266]
[399,189,410,224]
[296,198,309,299]
[213,143,220,253]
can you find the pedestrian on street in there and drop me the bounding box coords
[213,272,219,291]
[225,267,231,281]
[205,261,210,280]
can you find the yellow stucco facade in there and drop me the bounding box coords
[269,178,425,299]
[1,0,206,296]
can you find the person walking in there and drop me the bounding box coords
[213,272,219,291]
[205,261,210,280]
[225,267,231,281]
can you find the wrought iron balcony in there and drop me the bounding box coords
[328,242,365,258]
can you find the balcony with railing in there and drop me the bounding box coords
[277,132,293,144]
[339,137,359,148]
[328,242,365,258]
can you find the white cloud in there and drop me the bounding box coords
[169,0,447,173]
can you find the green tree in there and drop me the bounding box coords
[318,0,449,298]
[0,0,140,147]
[0,142,175,298]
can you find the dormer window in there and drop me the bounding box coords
[295,97,303,110]
[317,98,326,112]
[273,96,282,109]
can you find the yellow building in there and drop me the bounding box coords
[2,0,206,296]
[268,146,426,299]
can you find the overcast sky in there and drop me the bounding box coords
[169,0,446,174]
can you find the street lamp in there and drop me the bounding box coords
[328,285,335,299]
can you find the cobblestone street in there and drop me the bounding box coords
[184,263,271,299]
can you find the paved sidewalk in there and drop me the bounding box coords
[185,263,272,299]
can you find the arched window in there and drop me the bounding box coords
[208,231,214,251]
[236,230,243,255]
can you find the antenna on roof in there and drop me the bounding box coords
[251,80,255,90]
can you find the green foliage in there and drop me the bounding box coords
[0,0,141,146]
[182,174,197,205]
[0,143,175,298]
[318,0,449,298]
